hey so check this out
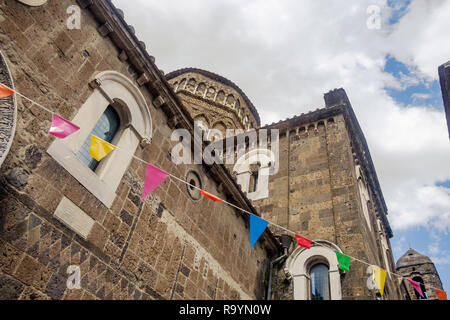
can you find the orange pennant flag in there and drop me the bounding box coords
[0,83,14,98]
[200,190,222,202]
[436,289,447,300]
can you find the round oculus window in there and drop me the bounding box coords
[185,170,202,200]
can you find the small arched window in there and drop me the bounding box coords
[233,149,277,201]
[250,171,259,192]
[285,240,342,300]
[77,105,120,171]
[216,90,225,103]
[310,263,330,300]
[412,277,428,299]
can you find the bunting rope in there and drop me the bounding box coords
[0,82,446,299]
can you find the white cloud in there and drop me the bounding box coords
[389,185,450,232]
[111,0,450,236]
[411,93,431,101]
[387,0,450,80]
[428,235,450,266]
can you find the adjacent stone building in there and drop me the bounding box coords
[243,89,400,300]
[1,0,402,300]
[396,248,444,300]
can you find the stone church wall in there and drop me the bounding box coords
[0,0,273,300]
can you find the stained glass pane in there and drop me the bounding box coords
[77,106,120,171]
[310,263,330,300]
[253,172,258,192]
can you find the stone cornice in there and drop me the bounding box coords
[261,105,342,131]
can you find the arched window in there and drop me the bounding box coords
[412,277,428,299]
[179,78,187,90]
[310,263,330,300]
[249,171,259,192]
[77,105,120,171]
[226,94,235,107]
[234,98,240,110]
[233,148,277,201]
[196,83,206,97]
[206,86,215,100]
[356,165,372,231]
[317,121,325,131]
[285,240,342,300]
[216,90,225,103]
[187,78,196,92]
[47,71,152,208]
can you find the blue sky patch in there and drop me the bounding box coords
[436,180,450,189]
[387,0,412,25]
[383,55,444,109]
[392,227,449,292]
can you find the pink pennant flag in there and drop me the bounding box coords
[142,164,169,201]
[407,278,424,298]
[49,114,80,139]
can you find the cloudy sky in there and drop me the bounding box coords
[112,0,450,292]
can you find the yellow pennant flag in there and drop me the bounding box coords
[89,135,116,161]
[373,266,387,297]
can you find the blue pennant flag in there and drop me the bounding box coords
[250,214,269,248]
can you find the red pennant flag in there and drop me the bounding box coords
[295,234,311,249]
[200,190,222,202]
[0,83,14,98]
[436,289,447,300]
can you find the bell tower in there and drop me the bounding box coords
[396,248,444,300]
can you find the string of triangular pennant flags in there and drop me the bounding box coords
[1,82,447,300]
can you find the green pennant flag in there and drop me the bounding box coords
[335,251,350,272]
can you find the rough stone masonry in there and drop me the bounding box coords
[0,0,405,301]
[0,0,279,300]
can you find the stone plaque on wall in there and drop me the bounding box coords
[54,197,95,239]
